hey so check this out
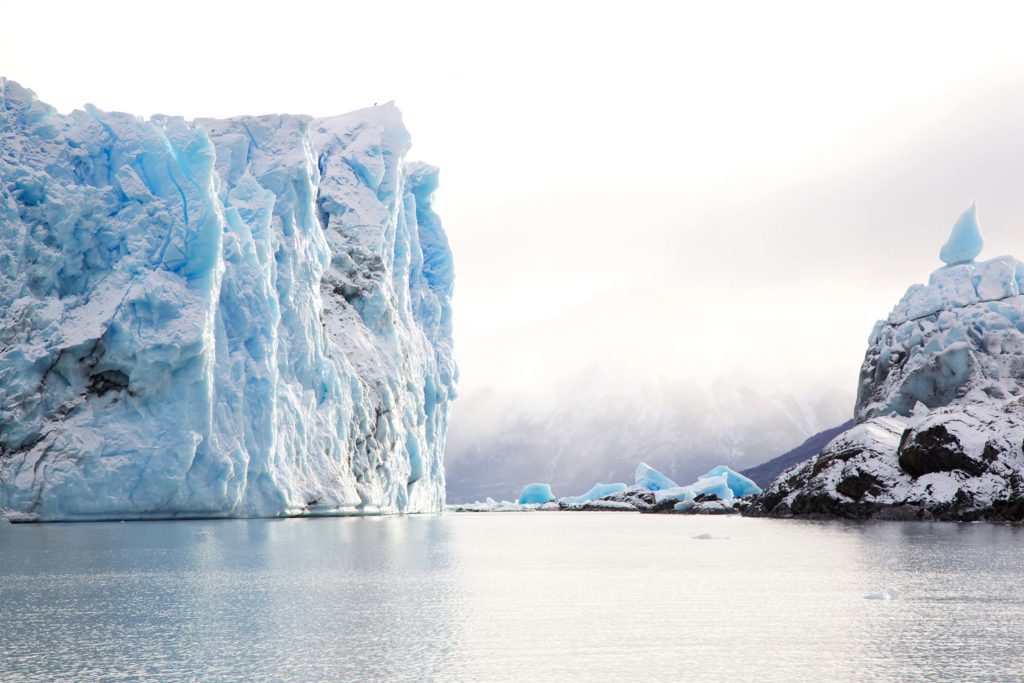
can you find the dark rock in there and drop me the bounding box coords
[835,472,882,501]
[898,424,987,478]
[88,369,129,397]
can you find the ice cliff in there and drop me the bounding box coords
[0,79,456,521]
[753,204,1024,521]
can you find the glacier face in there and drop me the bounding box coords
[0,79,455,521]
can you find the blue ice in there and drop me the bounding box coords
[559,482,627,505]
[635,463,678,491]
[698,466,762,497]
[939,201,984,265]
[518,483,555,505]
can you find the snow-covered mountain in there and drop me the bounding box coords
[0,80,455,521]
[445,374,852,503]
[754,204,1024,521]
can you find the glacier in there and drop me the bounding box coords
[753,204,1024,521]
[0,79,456,521]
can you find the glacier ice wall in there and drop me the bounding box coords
[0,79,456,521]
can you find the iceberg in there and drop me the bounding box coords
[939,202,983,265]
[698,466,762,497]
[864,587,900,600]
[559,482,627,505]
[0,80,456,521]
[653,474,734,503]
[673,499,695,512]
[635,462,678,491]
[518,483,555,505]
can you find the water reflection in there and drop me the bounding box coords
[2,515,1023,681]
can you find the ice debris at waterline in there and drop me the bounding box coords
[0,80,456,522]
[558,482,627,505]
[864,587,901,601]
[751,203,1024,522]
[448,464,761,514]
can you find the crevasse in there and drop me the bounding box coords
[0,79,456,521]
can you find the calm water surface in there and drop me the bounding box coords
[2,513,1024,681]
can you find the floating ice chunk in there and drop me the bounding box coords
[698,465,762,497]
[690,474,735,501]
[517,483,555,505]
[692,532,714,540]
[635,463,678,491]
[673,498,695,512]
[559,482,627,505]
[654,488,695,504]
[939,202,983,265]
[864,587,900,600]
[653,474,736,503]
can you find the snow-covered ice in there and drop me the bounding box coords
[0,80,456,521]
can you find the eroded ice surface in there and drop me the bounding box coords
[0,80,456,521]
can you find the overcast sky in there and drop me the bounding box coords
[4,0,1024,410]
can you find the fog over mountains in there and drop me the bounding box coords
[445,374,852,502]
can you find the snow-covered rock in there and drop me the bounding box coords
[0,79,455,521]
[753,205,1024,522]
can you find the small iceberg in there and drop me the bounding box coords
[864,587,901,600]
[635,463,678,491]
[692,532,715,540]
[559,482,627,506]
[672,494,696,512]
[518,483,555,505]
[698,466,762,497]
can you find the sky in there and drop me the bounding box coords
[4,0,1024,434]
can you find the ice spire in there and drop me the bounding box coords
[939,201,983,265]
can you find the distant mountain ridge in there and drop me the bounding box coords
[741,420,854,488]
[445,377,852,503]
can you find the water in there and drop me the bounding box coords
[2,513,1024,682]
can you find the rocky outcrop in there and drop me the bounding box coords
[752,205,1024,522]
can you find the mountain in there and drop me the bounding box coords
[753,204,1024,521]
[0,79,455,521]
[444,376,852,503]
[740,420,853,488]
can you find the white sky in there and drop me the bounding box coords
[4,0,1024,406]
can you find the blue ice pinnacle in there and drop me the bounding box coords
[939,201,984,265]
